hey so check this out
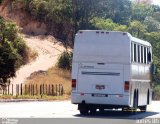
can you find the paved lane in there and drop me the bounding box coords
[0,100,159,119]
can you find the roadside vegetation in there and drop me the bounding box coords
[1,0,160,99]
[0,94,69,100]
[0,17,37,85]
[57,52,72,71]
[26,67,71,96]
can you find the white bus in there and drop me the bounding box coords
[71,30,153,115]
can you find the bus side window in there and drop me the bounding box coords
[138,45,140,63]
[144,47,146,64]
[134,44,137,62]
[141,46,144,63]
[148,49,151,63]
[131,42,134,62]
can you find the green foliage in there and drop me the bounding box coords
[91,18,128,31]
[97,0,132,24]
[57,52,72,70]
[145,32,160,67]
[27,0,48,21]
[131,3,154,21]
[0,17,28,84]
[128,20,146,38]
[153,84,160,100]
[91,18,117,30]
[0,39,18,83]
[12,0,133,46]
[2,22,18,41]
[144,16,160,32]
[23,0,73,45]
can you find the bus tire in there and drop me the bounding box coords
[78,104,89,115]
[129,91,138,115]
[139,105,147,112]
[147,90,150,105]
[89,108,96,115]
[80,109,89,115]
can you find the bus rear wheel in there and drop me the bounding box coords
[80,109,89,115]
[128,92,138,115]
[78,104,89,115]
[139,105,147,112]
[89,108,96,115]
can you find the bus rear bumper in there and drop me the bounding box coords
[71,92,130,107]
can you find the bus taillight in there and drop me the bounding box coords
[72,79,76,90]
[124,81,129,92]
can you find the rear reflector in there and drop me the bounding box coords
[72,79,76,90]
[124,81,129,92]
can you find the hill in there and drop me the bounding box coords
[0,0,67,95]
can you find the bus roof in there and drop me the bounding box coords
[130,36,151,47]
[77,30,151,47]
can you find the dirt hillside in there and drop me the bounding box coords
[0,1,67,95]
[10,35,66,85]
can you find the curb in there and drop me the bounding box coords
[0,99,46,103]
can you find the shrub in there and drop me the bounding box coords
[153,84,160,100]
[57,52,72,70]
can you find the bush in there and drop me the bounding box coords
[57,52,72,70]
[153,84,160,100]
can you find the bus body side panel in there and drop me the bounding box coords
[130,64,152,107]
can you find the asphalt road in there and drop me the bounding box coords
[0,100,159,124]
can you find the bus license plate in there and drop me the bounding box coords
[92,94,108,97]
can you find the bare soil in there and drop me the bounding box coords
[10,34,66,85]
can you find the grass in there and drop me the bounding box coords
[0,64,71,100]
[26,67,71,97]
[0,95,69,101]
[0,94,70,101]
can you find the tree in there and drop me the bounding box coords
[133,0,153,4]
[0,17,28,85]
[128,20,146,38]
[0,39,18,84]
[145,32,160,67]
[91,17,128,31]
[131,3,154,21]
[96,0,132,25]
[144,16,160,32]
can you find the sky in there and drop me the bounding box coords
[153,0,160,6]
